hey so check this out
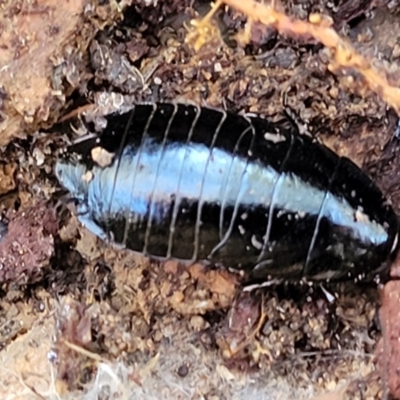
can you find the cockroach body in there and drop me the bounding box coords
[55,103,399,282]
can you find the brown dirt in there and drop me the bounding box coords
[1,0,400,399]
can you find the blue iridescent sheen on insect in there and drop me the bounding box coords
[55,103,399,281]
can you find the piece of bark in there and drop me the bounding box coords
[376,281,400,398]
[0,0,87,145]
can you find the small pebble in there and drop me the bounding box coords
[177,364,189,377]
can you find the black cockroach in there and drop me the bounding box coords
[55,103,399,282]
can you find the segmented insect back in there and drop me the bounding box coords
[55,103,399,281]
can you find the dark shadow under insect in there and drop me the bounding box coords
[55,103,399,282]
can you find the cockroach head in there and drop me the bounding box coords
[55,159,90,201]
[55,134,102,198]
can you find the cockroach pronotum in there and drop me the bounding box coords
[55,103,399,282]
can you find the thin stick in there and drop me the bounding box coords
[61,339,103,362]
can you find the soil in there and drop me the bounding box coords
[1,0,400,399]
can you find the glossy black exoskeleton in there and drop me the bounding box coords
[55,103,399,281]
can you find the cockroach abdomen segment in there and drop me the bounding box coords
[55,103,399,282]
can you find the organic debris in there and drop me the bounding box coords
[191,0,400,114]
[0,202,58,287]
[0,0,399,399]
[377,281,400,398]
